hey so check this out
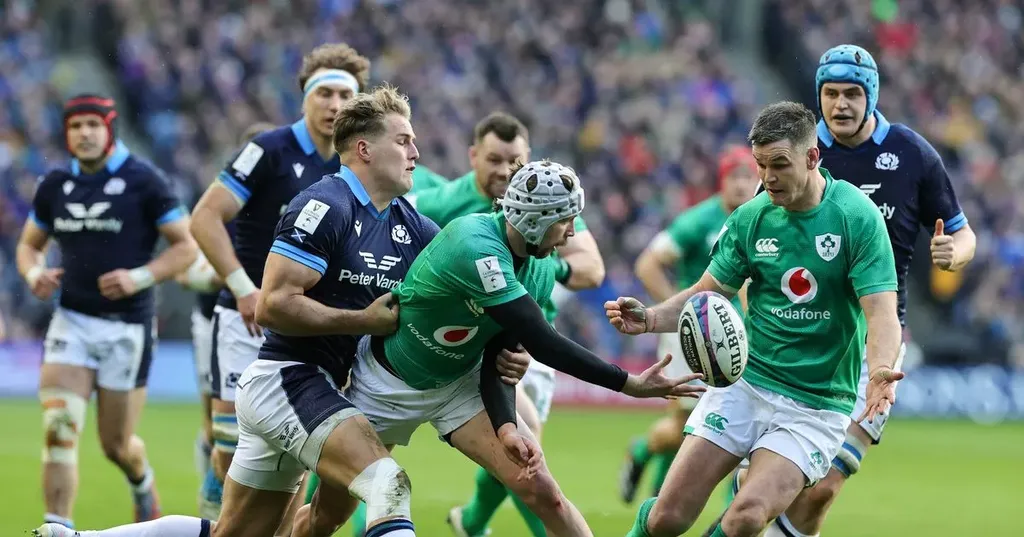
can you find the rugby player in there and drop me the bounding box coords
[32,85,430,537]
[410,112,606,537]
[189,43,369,520]
[19,94,196,528]
[619,145,758,504]
[748,45,976,537]
[606,101,904,537]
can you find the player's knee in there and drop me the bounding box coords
[647,502,698,536]
[516,470,566,517]
[349,458,412,523]
[724,496,773,536]
[800,475,843,515]
[832,432,868,478]
[39,388,87,465]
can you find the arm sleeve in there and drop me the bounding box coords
[707,213,751,291]
[485,295,628,391]
[479,332,519,433]
[918,138,967,233]
[29,175,53,232]
[848,202,899,297]
[216,138,275,206]
[268,190,347,276]
[145,168,187,226]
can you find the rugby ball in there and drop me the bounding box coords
[676,291,748,387]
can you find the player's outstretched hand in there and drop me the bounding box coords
[497,423,542,480]
[29,267,63,300]
[622,354,706,399]
[857,366,905,424]
[361,292,399,336]
[236,290,263,337]
[930,219,956,271]
[496,344,531,385]
[605,297,652,335]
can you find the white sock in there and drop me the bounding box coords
[764,514,819,537]
[44,513,74,528]
[129,465,154,494]
[78,515,210,537]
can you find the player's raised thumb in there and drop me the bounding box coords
[933,218,944,237]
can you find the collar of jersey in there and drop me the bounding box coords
[291,119,340,165]
[70,140,130,177]
[337,165,398,220]
[817,110,891,148]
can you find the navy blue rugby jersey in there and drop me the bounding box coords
[258,166,440,384]
[214,119,340,309]
[816,111,967,325]
[29,141,186,322]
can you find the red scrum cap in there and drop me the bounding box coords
[717,145,757,189]
[63,94,118,155]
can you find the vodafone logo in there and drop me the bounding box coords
[780,267,818,304]
[433,325,479,347]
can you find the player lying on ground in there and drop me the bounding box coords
[621,145,758,504]
[19,94,197,529]
[735,44,975,537]
[606,101,905,537]
[408,111,606,537]
[295,159,704,537]
[29,85,439,537]
[175,121,273,515]
[188,42,370,525]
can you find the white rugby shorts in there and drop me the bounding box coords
[519,361,557,423]
[211,305,264,402]
[43,307,156,391]
[228,359,361,493]
[685,379,850,486]
[345,336,485,447]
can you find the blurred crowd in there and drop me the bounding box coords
[0,0,1020,364]
[765,0,1024,364]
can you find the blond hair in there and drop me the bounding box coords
[332,84,412,154]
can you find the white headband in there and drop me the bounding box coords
[303,69,360,98]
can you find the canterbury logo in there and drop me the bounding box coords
[755,238,779,255]
[704,412,729,432]
[65,202,111,219]
[358,251,401,271]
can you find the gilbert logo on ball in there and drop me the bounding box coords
[433,326,479,347]
[676,291,747,387]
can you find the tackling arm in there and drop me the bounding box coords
[646,271,736,333]
[191,183,253,297]
[554,229,605,290]
[255,253,378,336]
[479,332,519,433]
[858,291,902,376]
[485,295,628,391]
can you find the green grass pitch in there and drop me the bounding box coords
[1,400,1021,536]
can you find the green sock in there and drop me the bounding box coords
[710,523,729,537]
[722,469,740,510]
[627,497,657,537]
[461,467,509,535]
[304,473,320,504]
[631,438,653,466]
[650,452,675,495]
[350,502,367,537]
[510,492,548,537]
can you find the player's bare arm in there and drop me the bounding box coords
[634,233,682,303]
[857,290,904,423]
[555,229,605,290]
[487,294,705,399]
[16,219,63,300]
[607,270,735,335]
[98,217,198,300]
[931,219,976,272]
[256,252,397,336]
[174,250,224,293]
